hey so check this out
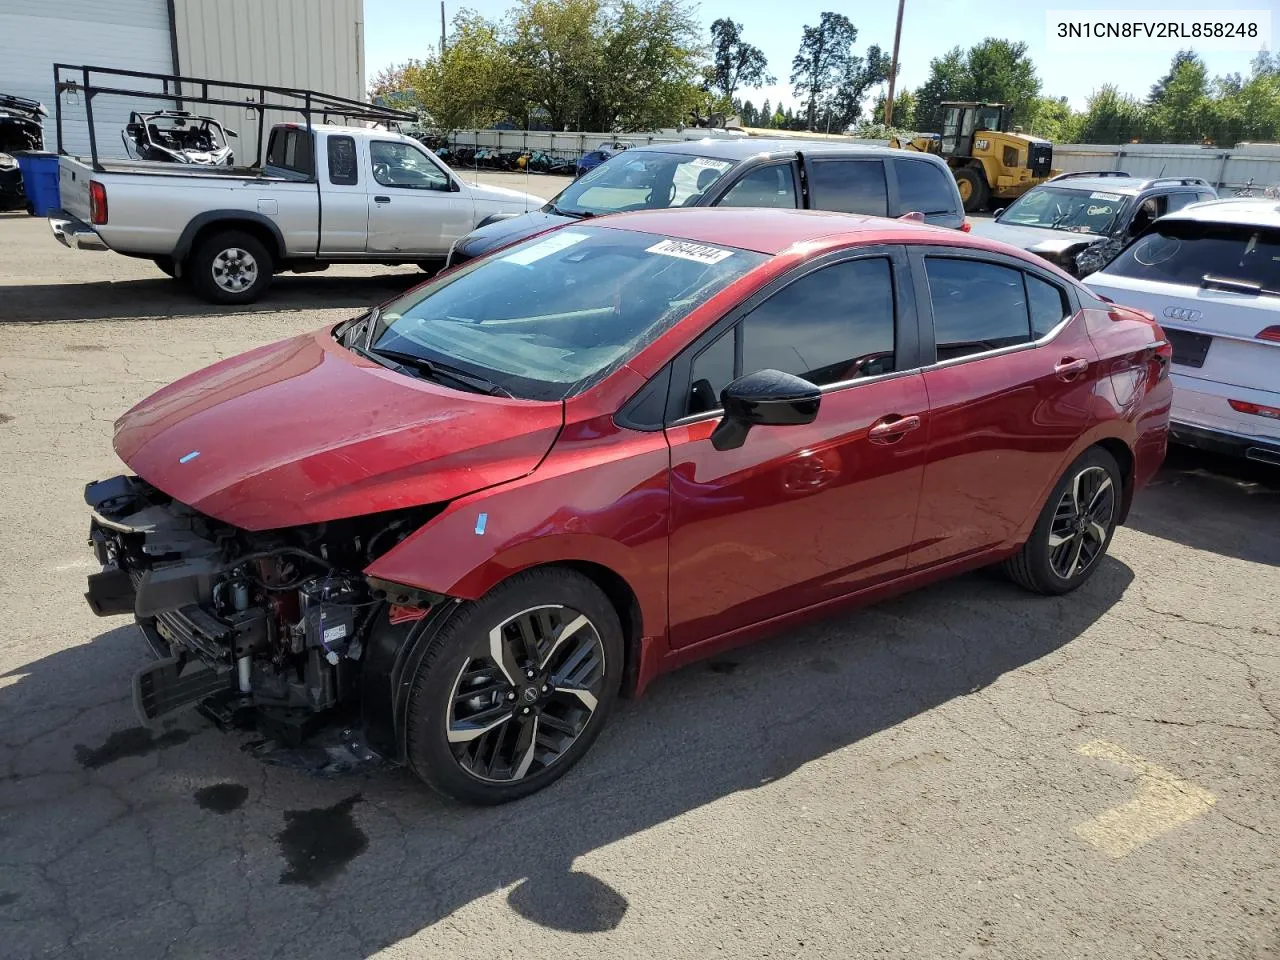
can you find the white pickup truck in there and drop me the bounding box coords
[49,122,540,303]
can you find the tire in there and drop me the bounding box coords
[189,230,272,304]
[152,256,179,279]
[405,567,624,804]
[1002,447,1123,595]
[954,166,989,213]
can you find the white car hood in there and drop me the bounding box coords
[467,181,541,212]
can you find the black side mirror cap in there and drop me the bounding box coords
[226,128,239,138]
[711,369,821,451]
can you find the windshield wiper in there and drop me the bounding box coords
[1201,274,1280,297]
[370,347,513,397]
[546,201,594,219]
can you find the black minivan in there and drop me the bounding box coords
[446,138,968,268]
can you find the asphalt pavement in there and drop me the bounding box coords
[0,190,1277,960]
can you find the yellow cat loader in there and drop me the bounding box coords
[889,102,1057,212]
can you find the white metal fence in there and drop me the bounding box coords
[441,128,1280,195]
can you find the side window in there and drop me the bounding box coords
[894,160,956,215]
[370,141,452,190]
[1128,194,1168,236]
[716,164,798,209]
[684,258,896,415]
[264,127,314,178]
[1164,193,1199,214]
[1025,273,1070,338]
[688,329,735,415]
[925,257,1030,362]
[1196,190,1215,203]
[807,159,888,216]
[327,135,358,186]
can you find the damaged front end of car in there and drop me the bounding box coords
[85,474,448,756]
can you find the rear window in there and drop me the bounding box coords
[1103,220,1280,293]
[265,127,314,178]
[895,160,956,215]
[807,159,888,216]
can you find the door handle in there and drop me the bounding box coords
[374,195,391,204]
[867,414,922,444]
[1053,357,1089,380]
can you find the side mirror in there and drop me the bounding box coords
[226,128,239,138]
[710,369,820,451]
[992,207,1005,218]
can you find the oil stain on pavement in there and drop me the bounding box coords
[73,726,192,769]
[194,782,249,813]
[277,793,368,887]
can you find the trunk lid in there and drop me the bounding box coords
[113,329,564,530]
[58,157,92,221]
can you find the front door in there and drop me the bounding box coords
[906,248,1100,568]
[665,248,930,648]
[366,139,473,256]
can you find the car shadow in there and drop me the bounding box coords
[0,561,1132,957]
[0,272,426,323]
[1126,445,1280,566]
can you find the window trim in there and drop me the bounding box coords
[710,159,801,210]
[326,134,359,186]
[369,138,456,192]
[888,156,963,219]
[908,245,1081,370]
[662,244,921,426]
[804,156,890,217]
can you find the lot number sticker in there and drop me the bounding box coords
[646,239,734,264]
[501,231,590,266]
[1089,191,1123,201]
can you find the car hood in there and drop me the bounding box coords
[457,209,578,257]
[466,181,542,210]
[971,219,1105,254]
[112,329,563,530]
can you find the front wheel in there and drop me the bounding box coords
[405,568,624,804]
[1003,447,1122,595]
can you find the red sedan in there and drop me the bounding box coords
[84,208,1172,804]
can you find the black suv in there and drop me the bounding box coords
[446,138,967,268]
[972,171,1218,277]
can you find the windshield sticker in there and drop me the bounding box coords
[501,231,590,266]
[1087,205,1114,216]
[1089,191,1122,201]
[689,157,733,171]
[646,238,734,264]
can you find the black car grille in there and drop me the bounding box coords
[153,605,233,664]
[1165,327,1212,369]
[1029,143,1053,178]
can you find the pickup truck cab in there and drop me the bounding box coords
[49,123,540,303]
[446,138,968,269]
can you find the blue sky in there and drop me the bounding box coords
[364,0,1268,113]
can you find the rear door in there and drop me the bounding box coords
[366,139,473,256]
[907,246,1100,569]
[318,132,368,255]
[664,246,929,647]
[802,157,889,217]
[888,157,964,229]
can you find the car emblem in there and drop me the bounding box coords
[1163,306,1202,322]
[522,687,539,703]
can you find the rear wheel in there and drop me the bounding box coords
[954,166,989,213]
[152,256,179,279]
[1003,447,1122,595]
[405,568,624,804]
[189,230,272,304]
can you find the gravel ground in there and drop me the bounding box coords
[0,194,1277,960]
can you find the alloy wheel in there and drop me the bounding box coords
[211,247,258,293]
[1048,465,1115,580]
[446,604,606,783]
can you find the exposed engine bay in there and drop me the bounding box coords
[85,475,442,748]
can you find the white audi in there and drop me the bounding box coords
[1086,198,1280,466]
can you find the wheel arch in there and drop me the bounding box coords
[174,211,285,264]
[1094,436,1136,523]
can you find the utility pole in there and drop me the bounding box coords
[884,0,906,126]
[440,1,447,55]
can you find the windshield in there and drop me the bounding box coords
[362,226,767,400]
[1102,220,1280,294]
[547,151,737,217]
[999,186,1128,234]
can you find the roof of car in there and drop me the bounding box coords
[1042,173,1214,196]
[626,136,910,162]
[592,207,1044,261]
[1161,196,1280,228]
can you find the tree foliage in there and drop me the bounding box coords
[709,18,773,103]
[790,13,886,132]
[913,38,1039,131]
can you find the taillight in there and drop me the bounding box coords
[1228,399,1280,420]
[960,219,972,233]
[89,180,107,225]
[1257,326,1280,343]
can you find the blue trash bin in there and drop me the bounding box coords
[14,152,60,216]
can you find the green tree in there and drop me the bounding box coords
[406,13,513,131]
[790,12,858,130]
[709,18,774,104]
[913,46,969,132]
[1207,55,1280,145]
[1075,84,1146,143]
[1027,96,1079,142]
[912,39,1040,132]
[738,98,758,126]
[873,88,915,129]
[1144,50,1211,142]
[505,0,603,130]
[759,97,772,128]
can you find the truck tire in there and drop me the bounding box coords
[189,230,273,304]
[954,167,989,213]
[152,257,179,280]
